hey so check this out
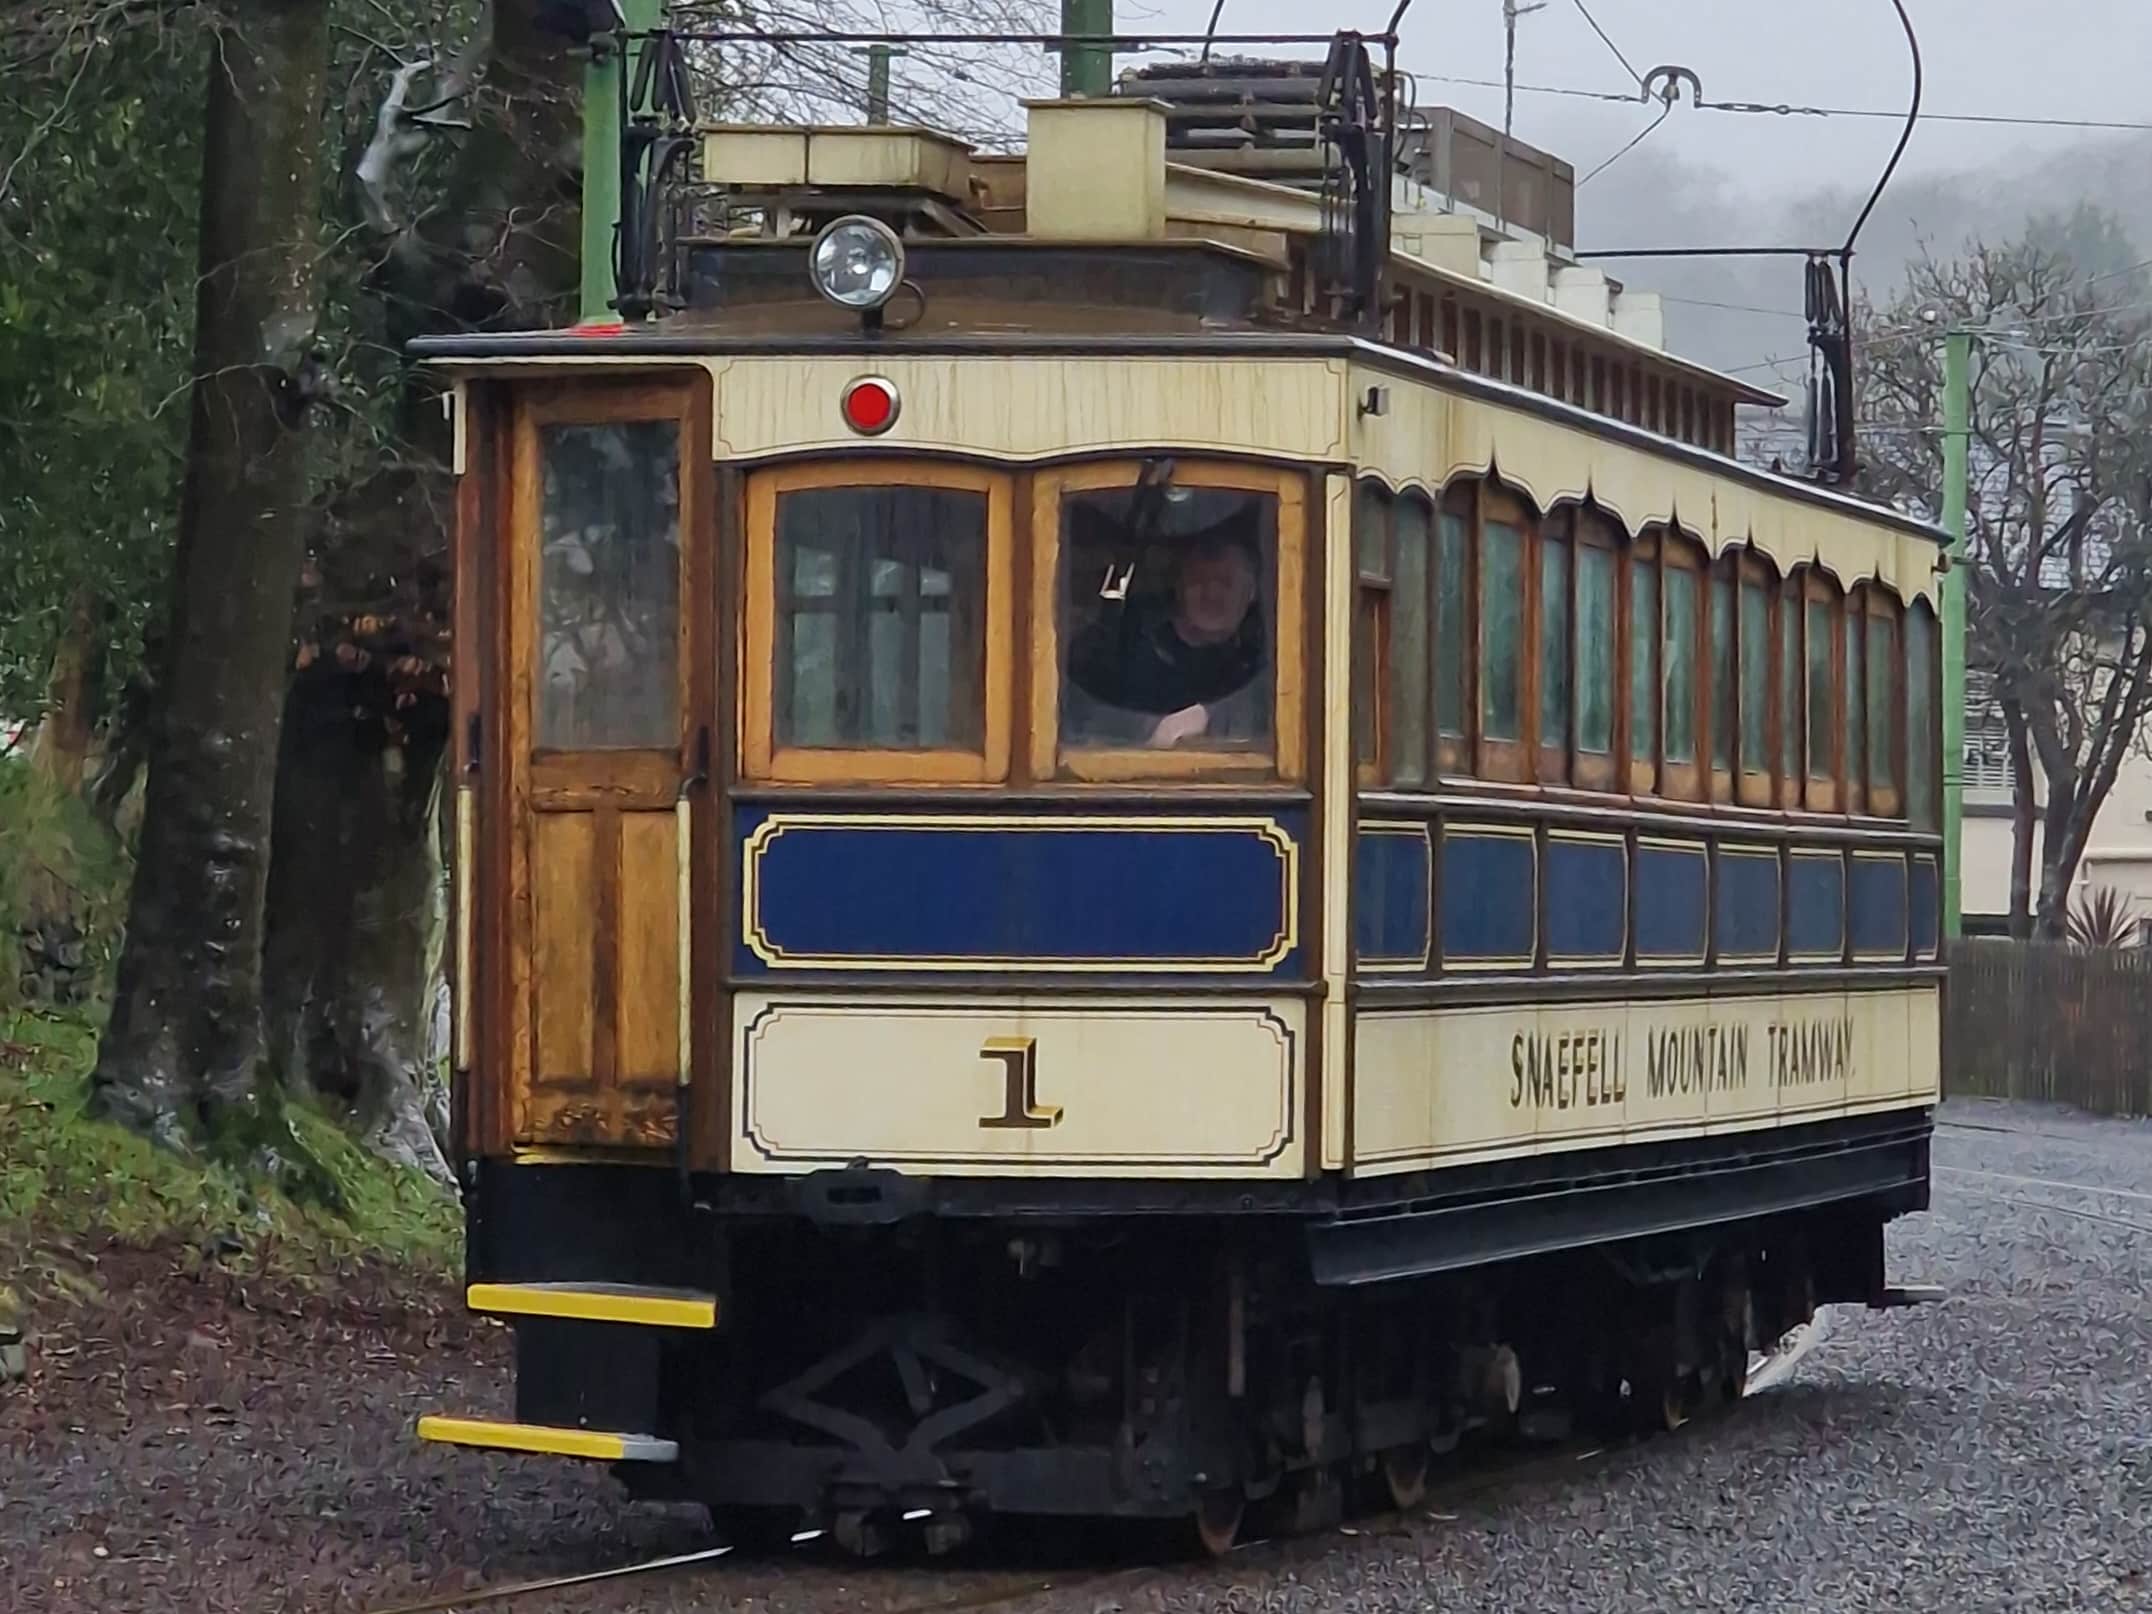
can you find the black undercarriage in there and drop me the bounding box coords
[468,1112,1929,1551]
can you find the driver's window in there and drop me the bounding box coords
[1032,462,1302,782]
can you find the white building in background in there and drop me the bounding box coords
[1959,667,2152,938]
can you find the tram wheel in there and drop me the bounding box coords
[1193,1491,1245,1557]
[1381,1443,1430,1510]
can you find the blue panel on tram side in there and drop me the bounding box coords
[735,809,1306,973]
[1715,846,1781,964]
[1633,840,1707,964]
[1543,833,1626,966]
[1441,825,1536,968]
[1910,854,1940,960]
[1850,852,1909,960]
[1355,822,1433,973]
[1787,850,1846,962]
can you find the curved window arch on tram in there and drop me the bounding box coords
[1348,472,1937,824]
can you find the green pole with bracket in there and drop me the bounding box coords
[581,0,665,323]
[1940,326,1970,940]
[1059,0,1113,98]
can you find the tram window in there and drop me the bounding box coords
[1354,482,1391,773]
[1739,567,1772,787]
[1907,603,1938,829]
[1806,597,1836,784]
[1629,550,1659,782]
[1539,519,1572,779]
[1575,536,1616,761]
[1435,502,1469,753]
[1843,591,1867,811]
[1868,605,1901,810]
[773,486,987,750]
[1663,564,1698,770]
[1778,583,1802,800]
[1479,512,1526,746]
[1057,481,1277,756]
[536,419,681,751]
[1709,569,1735,780]
[1392,497,1433,786]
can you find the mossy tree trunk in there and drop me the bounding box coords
[260,0,580,1177]
[27,589,103,797]
[90,0,332,1148]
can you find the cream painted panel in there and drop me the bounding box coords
[1354,989,1926,1176]
[1320,473,1354,1171]
[732,993,1304,1178]
[1350,381,1450,498]
[1906,985,1942,1102]
[1845,990,1908,1110]
[708,356,1350,464]
[1351,1013,1437,1166]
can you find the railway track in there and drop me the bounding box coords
[366,1346,1822,1614]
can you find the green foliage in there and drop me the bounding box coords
[0,25,203,722]
[2065,884,2139,950]
[0,752,131,1011]
[0,1006,461,1295]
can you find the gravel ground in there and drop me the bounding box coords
[4,1097,2149,1613]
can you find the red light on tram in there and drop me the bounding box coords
[841,376,899,435]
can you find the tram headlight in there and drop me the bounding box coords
[808,215,906,311]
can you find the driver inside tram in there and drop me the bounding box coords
[1064,523,1269,749]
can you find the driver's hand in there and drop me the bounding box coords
[1148,704,1210,747]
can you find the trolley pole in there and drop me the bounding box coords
[1060,0,1113,98]
[581,0,665,324]
[1940,326,1970,940]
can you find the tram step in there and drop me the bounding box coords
[417,1414,678,1463]
[465,1281,718,1329]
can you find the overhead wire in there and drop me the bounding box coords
[1568,0,1644,88]
[1578,99,1671,186]
[1405,70,2152,132]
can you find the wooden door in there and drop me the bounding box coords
[504,377,711,1150]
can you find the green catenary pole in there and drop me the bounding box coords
[1060,0,1112,98]
[1940,326,1970,940]
[854,43,904,124]
[581,0,665,323]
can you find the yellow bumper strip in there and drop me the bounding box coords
[465,1282,718,1330]
[417,1415,678,1463]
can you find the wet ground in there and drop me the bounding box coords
[4,1097,2149,1613]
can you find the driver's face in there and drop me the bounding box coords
[1175,548,1256,642]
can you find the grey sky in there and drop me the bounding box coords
[1135,0,2151,193]
[1103,1,2152,383]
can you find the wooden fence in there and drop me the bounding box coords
[1945,937,2152,1117]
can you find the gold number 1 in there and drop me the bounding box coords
[978,1036,1061,1130]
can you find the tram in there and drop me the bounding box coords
[413,34,1944,1554]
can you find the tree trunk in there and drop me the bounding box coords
[89,0,331,1149]
[262,666,452,1183]
[27,589,103,795]
[2005,699,2037,939]
[257,0,578,1172]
